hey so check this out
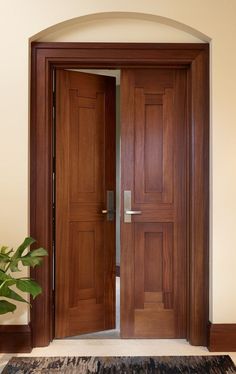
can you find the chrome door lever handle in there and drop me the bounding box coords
[124,190,141,223]
[102,209,116,215]
[125,210,142,215]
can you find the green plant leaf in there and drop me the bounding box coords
[9,259,20,273]
[0,246,13,256]
[16,279,42,299]
[0,253,10,271]
[0,237,46,314]
[20,247,47,268]
[0,272,9,281]
[29,248,48,257]
[12,237,36,260]
[0,253,10,262]
[0,283,29,304]
[9,237,36,272]
[0,246,8,254]
[0,270,10,280]
[0,272,16,287]
[0,300,16,314]
[21,256,43,268]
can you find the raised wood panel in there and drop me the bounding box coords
[145,103,163,193]
[69,304,104,336]
[69,90,105,203]
[144,232,163,292]
[135,223,173,308]
[69,222,104,308]
[144,291,163,303]
[134,86,173,205]
[163,223,173,309]
[135,309,175,338]
[77,231,95,290]
[134,222,174,337]
[162,89,174,204]
[77,107,96,193]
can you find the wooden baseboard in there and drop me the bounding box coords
[208,322,236,351]
[0,324,32,353]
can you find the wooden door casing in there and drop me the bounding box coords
[55,70,116,338]
[30,43,209,348]
[121,68,187,338]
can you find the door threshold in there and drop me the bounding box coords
[59,329,120,340]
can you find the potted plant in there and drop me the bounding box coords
[0,237,47,314]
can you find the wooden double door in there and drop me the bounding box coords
[55,67,187,339]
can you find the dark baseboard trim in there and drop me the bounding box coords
[116,265,120,277]
[0,324,32,353]
[208,322,236,351]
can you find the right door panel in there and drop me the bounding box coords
[121,69,187,338]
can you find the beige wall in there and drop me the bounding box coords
[0,0,236,325]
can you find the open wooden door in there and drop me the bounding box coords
[121,68,187,338]
[55,70,116,338]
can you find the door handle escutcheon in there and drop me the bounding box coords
[102,191,115,221]
[124,190,141,223]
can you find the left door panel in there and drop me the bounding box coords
[55,70,116,338]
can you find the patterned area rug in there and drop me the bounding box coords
[2,356,236,373]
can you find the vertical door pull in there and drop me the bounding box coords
[124,190,142,223]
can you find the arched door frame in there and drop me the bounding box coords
[30,42,209,347]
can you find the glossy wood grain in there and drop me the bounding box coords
[55,70,116,338]
[0,325,32,353]
[208,323,236,352]
[30,43,209,347]
[121,68,187,338]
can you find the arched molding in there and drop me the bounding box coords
[30,11,211,43]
